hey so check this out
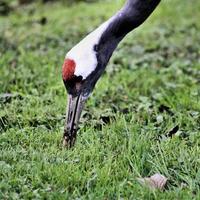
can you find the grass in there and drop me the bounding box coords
[0,0,200,199]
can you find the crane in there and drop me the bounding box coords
[62,0,161,147]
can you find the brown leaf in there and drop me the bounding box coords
[137,173,167,190]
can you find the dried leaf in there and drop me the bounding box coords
[137,173,167,190]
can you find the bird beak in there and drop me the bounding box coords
[63,93,87,148]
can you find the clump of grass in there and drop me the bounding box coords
[0,0,200,199]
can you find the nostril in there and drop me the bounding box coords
[70,111,73,120]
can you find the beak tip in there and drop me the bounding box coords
[63,93,86,148]
[62,136,69,148]
[62,134,76,148]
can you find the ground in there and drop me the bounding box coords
[0,0,200,199]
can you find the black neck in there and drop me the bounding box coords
[97,0,161,58]
[83,0,161,94]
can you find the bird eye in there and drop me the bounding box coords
[76,75,83,82]
[63,75,84,96]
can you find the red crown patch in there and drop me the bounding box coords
[62,58,76,81]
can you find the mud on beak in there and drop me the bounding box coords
[63,93,87,148]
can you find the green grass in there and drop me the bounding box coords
[0,0,200,199]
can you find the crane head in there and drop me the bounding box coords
[61,21,108,147]
[62,57,94,147]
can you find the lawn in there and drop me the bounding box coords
[0,0,200,199]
